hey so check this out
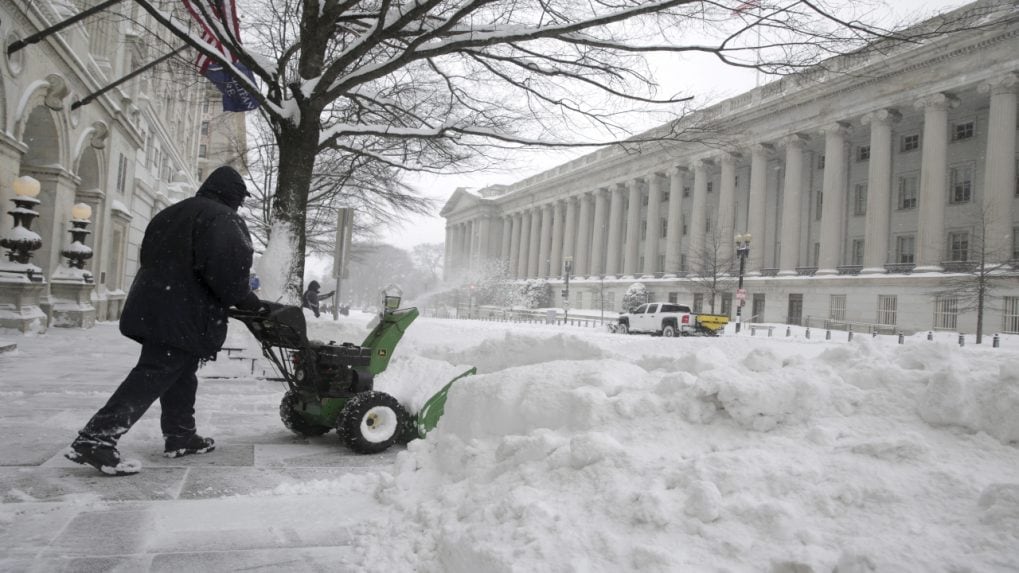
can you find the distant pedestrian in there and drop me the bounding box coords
[249,273,261,293]
[302,280,335,318]
[66,166,265,476]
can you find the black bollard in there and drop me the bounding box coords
[848,330,854,342]
[958,333,965,347]
[927,331,933,341]
[898,332,904,345]
[825,329,831,341]
[805,327,811,339]
[786,326,791,337]
[993,333,1000,348]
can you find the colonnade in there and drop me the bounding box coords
[446,74,1018,281]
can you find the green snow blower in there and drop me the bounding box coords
[229,294,475,454]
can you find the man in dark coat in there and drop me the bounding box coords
[66,166,263,476]
[301,280,334,318]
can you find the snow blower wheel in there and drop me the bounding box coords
[336,391,410,454]
[280,391,331,437]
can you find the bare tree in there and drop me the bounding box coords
[688,226,737,314]
[930,205,1017,344]
[126,0,992,301]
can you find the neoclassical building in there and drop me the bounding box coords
[0,0,243,330]
[441,0,1019,335]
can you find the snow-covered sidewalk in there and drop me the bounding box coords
[2,314,1019,572]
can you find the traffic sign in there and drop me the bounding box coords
[735,288,747,301]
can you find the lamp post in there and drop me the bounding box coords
[1,176,44,267]
[562,255,573,324]
[734,233,752,333]
[61,203,94,279]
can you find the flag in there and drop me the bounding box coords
[182,0,258,111]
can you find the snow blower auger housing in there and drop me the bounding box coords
[229,295,473,454]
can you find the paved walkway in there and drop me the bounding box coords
[0,323,396,572]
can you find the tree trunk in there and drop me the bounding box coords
[265,118,319,303]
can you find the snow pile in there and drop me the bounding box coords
[343,332,1019,572]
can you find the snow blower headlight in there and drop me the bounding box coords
[384,295,400,312]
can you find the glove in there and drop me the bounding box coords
[235,291,263,313]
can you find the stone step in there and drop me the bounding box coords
[0,341,16,354]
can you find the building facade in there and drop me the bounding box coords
[440,0,1019,335]
[0,0,244,330]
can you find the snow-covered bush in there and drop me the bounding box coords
[516,279,552,309]
[621,282,649,313]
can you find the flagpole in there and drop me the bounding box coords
[71,46,187,111]
[8,0,127,56]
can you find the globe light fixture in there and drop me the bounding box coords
[61,203,94,275]
[1,176,44,266]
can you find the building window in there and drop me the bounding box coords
[682,215,688,236]
[203,99,210,113]
[606,292,616,311]
[898,173,918,210]
[1013,227,1019,260]
[705,218,711,233]
[109,225,126,290]
[707,181,714,194]
[639,256,645,270]
[734,175,740,187]
[668,292,678,304]
[853,183,867,216]
[828,294,847,323]
[817,155,825,169]
[642,194,649,206]
[877,295,897,326]
[949,163,974,204]
[680,254,687,271]
[200,121,209,135]
[641,220,647,240]
[815,190,823,220]
[693,293,704,313]
[813,242,820,266]
[856,145,871,162]
[199,144,207,158]
[851,239,864,266]
[751,293,766,322]
[721,293,732,317]
[900,133,920,152]
[933,296,959,330]
[657,254,665,273]
[116,153,127,193]
[896,235,915,264]
[1004,297,1019,334]
[683,186,691,198]
[660,218,668,238]
[948,231,969,261]
[951,120,974,141]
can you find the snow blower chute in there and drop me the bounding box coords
[229,294,475,453]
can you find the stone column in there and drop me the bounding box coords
[747,145,771,275]
[537,203,553,277]
[718,153,739,261]
[980,74,1018,259]
[517,210,531,279]
[915,93,958,271]
[590,188,609,276]
[575,193,593,276]
[664,166,688,275]
[777,137,807,275]
[816,122,852,276]
[509,213,523,278]
[688,159,712,271]
[562,197,578,273]
[477,217,491,269]
[861,109,900,274]
[643,172,664,276]
[444,226,453,276]
[605,184,625,275]
[527,207,542,278]
[500,215,512,268]
[623,178,643,276]
[550,200,564,277]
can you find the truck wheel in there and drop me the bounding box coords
[280,391,331,436]
[662,325,677,337]
[336,391,410,454]
[617,323,629,334]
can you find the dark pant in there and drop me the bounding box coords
[78,342,201,447]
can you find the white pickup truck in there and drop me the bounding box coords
[614,302,729,337]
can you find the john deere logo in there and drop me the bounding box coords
[378,349,387,357]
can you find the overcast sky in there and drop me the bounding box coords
[382,0,966,251]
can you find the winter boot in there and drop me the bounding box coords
[65,438,142,476]
[164,434,215,458]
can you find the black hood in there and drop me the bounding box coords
[197,166,248,210]
[308,280,320,291]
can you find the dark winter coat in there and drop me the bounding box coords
[302,281,333,317]
[119,166,258,358]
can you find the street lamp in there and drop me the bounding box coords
[734,233,752,333]
[1,176,43,266]
[562,255,573,323]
